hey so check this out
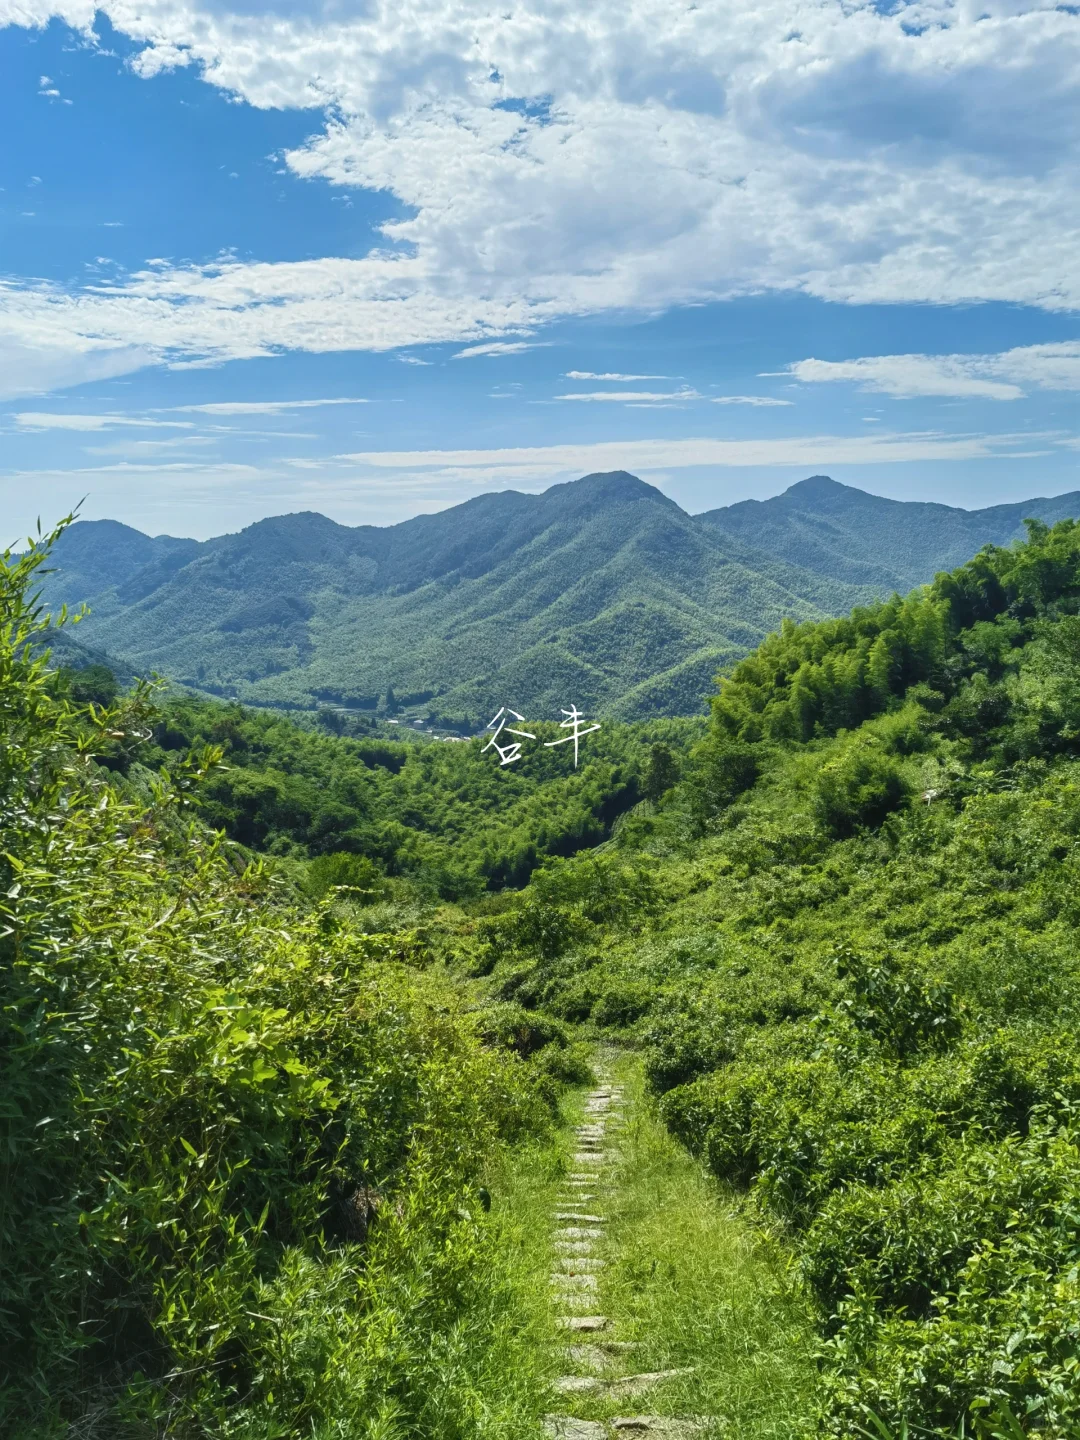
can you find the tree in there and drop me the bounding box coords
[643,742,680,802]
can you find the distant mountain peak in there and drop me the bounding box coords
[783,475,849,499]
[548,469,678,509]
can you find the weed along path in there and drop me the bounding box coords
[498,1052,820,1440]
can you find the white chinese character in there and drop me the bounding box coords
[543,705,600,768]
[483,706,536,766]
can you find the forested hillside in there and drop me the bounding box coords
[43,473,857,722]
[480,516,1080,1435]
[42,472,1080,723]
[17,512,1080,1438]
[133,694,701,893]
[701,474,1080,593]
[0,530,590,1439]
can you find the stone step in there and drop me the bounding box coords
[550,1272,599,1292]
[556,1226,605,1240]
[609,1370,695,1399]
[542,1417,708,1440]
[554,1242,599,1257]
[551,1369,694,1401]
[557,1315,609,1331]
[554,1212,606,1223]
[542,1419,607,1440]
[555,1375,605,1394]
[554,1257,605,1272]
[611,1419,709,1436]
[566,1343,617,1371]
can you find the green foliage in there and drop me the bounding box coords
[0,528,559,1438]
[57,660,121,706]
[304,850,388,901]
[139,693,701,897]
[480,516,1080,1435]
[642,741,680,802]
[812,735,911,836]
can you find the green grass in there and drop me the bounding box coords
[551,1054,821,1437]
[464,1079,602,1438]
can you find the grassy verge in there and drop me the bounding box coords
[576,1054,821,1437]
[463,1079,594,1438]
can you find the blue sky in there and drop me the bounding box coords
[2,1,1078,541]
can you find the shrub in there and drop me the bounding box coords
[812,735,910,836]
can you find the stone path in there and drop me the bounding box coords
[542,1076,708,1440]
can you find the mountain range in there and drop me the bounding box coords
[40,473,1080,722]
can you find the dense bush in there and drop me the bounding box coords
[134,693,700,897]
[1,532,555,1438]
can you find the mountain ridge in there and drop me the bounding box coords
[43,472,1080,720]
[699,474,1080,592]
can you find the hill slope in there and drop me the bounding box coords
[485,513,1080,1434]
[700,474,1080,591]
[44,473,866,722]
[42,472,1080,721]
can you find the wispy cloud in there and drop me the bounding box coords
[711,395,793,407]
[337,431,1055,482]
[564,371,672,381]
[396,355,433,365]
[556,388,701,403]
[453,341,548,358]
[168,397,369,415]
[783,343,1080,401]
[14,412,194,431]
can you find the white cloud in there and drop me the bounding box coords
[397,355,433,365]
[786,342,1080,399]
[565,371,672,381]
[13,412,194,430]
[168,397,369,414]
[1,0,1080,387]
[556,388,701,403]
[453,341,547,358]
[710,395,793,406]
[337,430,1055,482]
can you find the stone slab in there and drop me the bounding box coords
[542,1418,607,1440]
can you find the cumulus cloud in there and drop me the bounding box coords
[1,0,1079,385]
[786,342,1080,399]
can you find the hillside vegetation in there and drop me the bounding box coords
[42,473,1080,722]
[481,516,1080,1436]
[133,695,701,894]
[18,507,1080,1437]
[0,530,588,1439]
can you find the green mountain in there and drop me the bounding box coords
[700,472,1080,591]
[43,473,867,722]
[42,472,1080,722]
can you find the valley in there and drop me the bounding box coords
[8,503,1080,1438]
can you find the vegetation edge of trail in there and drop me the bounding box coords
[482,517,1080,1437]
[0,525,592,1440]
